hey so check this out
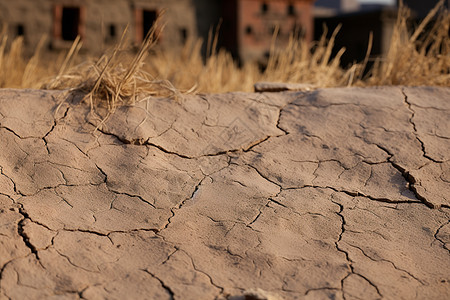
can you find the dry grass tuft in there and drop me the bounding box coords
[46,17,179,116]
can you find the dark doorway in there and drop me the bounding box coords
[288,4,295,16]
[143,10,157,38]
[16,24,25,36]
[180,28,188,43]
[109,24,116,38]
[61,7,80,41]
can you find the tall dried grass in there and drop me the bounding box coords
[146,37,261,93]
[0,1,448,103]
[0,30,64,89]
[147,24,350,93]
[365,0,449,86]
[262,24,351,87]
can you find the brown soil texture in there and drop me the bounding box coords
[0,87,449,300]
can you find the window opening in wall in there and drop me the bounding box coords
[262,2,268,13]
[143,10,157,38]
[288,4,295,16]
[61,7,80,41]
[16,24,24,36]
[180,28,188,43]
[109,24,116,38]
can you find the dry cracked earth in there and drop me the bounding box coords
[0,86,449,300]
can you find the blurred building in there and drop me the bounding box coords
[0,0,316,64]
[314,0,396,68]
[221,0,316,64]
[314,0,360,16]
[314,0,447,67]
[0,0,197,55]
[314,7,397,67]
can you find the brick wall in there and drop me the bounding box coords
[236,0,314,63]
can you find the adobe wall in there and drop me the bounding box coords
[237,0,314,63]
[0,0,52,52]
[0,0,197,55]
[158,0,197,49]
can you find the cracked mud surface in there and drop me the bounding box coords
[0,86,449,299]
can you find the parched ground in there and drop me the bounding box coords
[0,86,449,300]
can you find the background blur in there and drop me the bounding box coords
[0,0,447,66]
[0,0,448,93]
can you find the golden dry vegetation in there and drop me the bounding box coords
[0,1,448,109]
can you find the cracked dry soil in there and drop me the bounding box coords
[0,86,449,300]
